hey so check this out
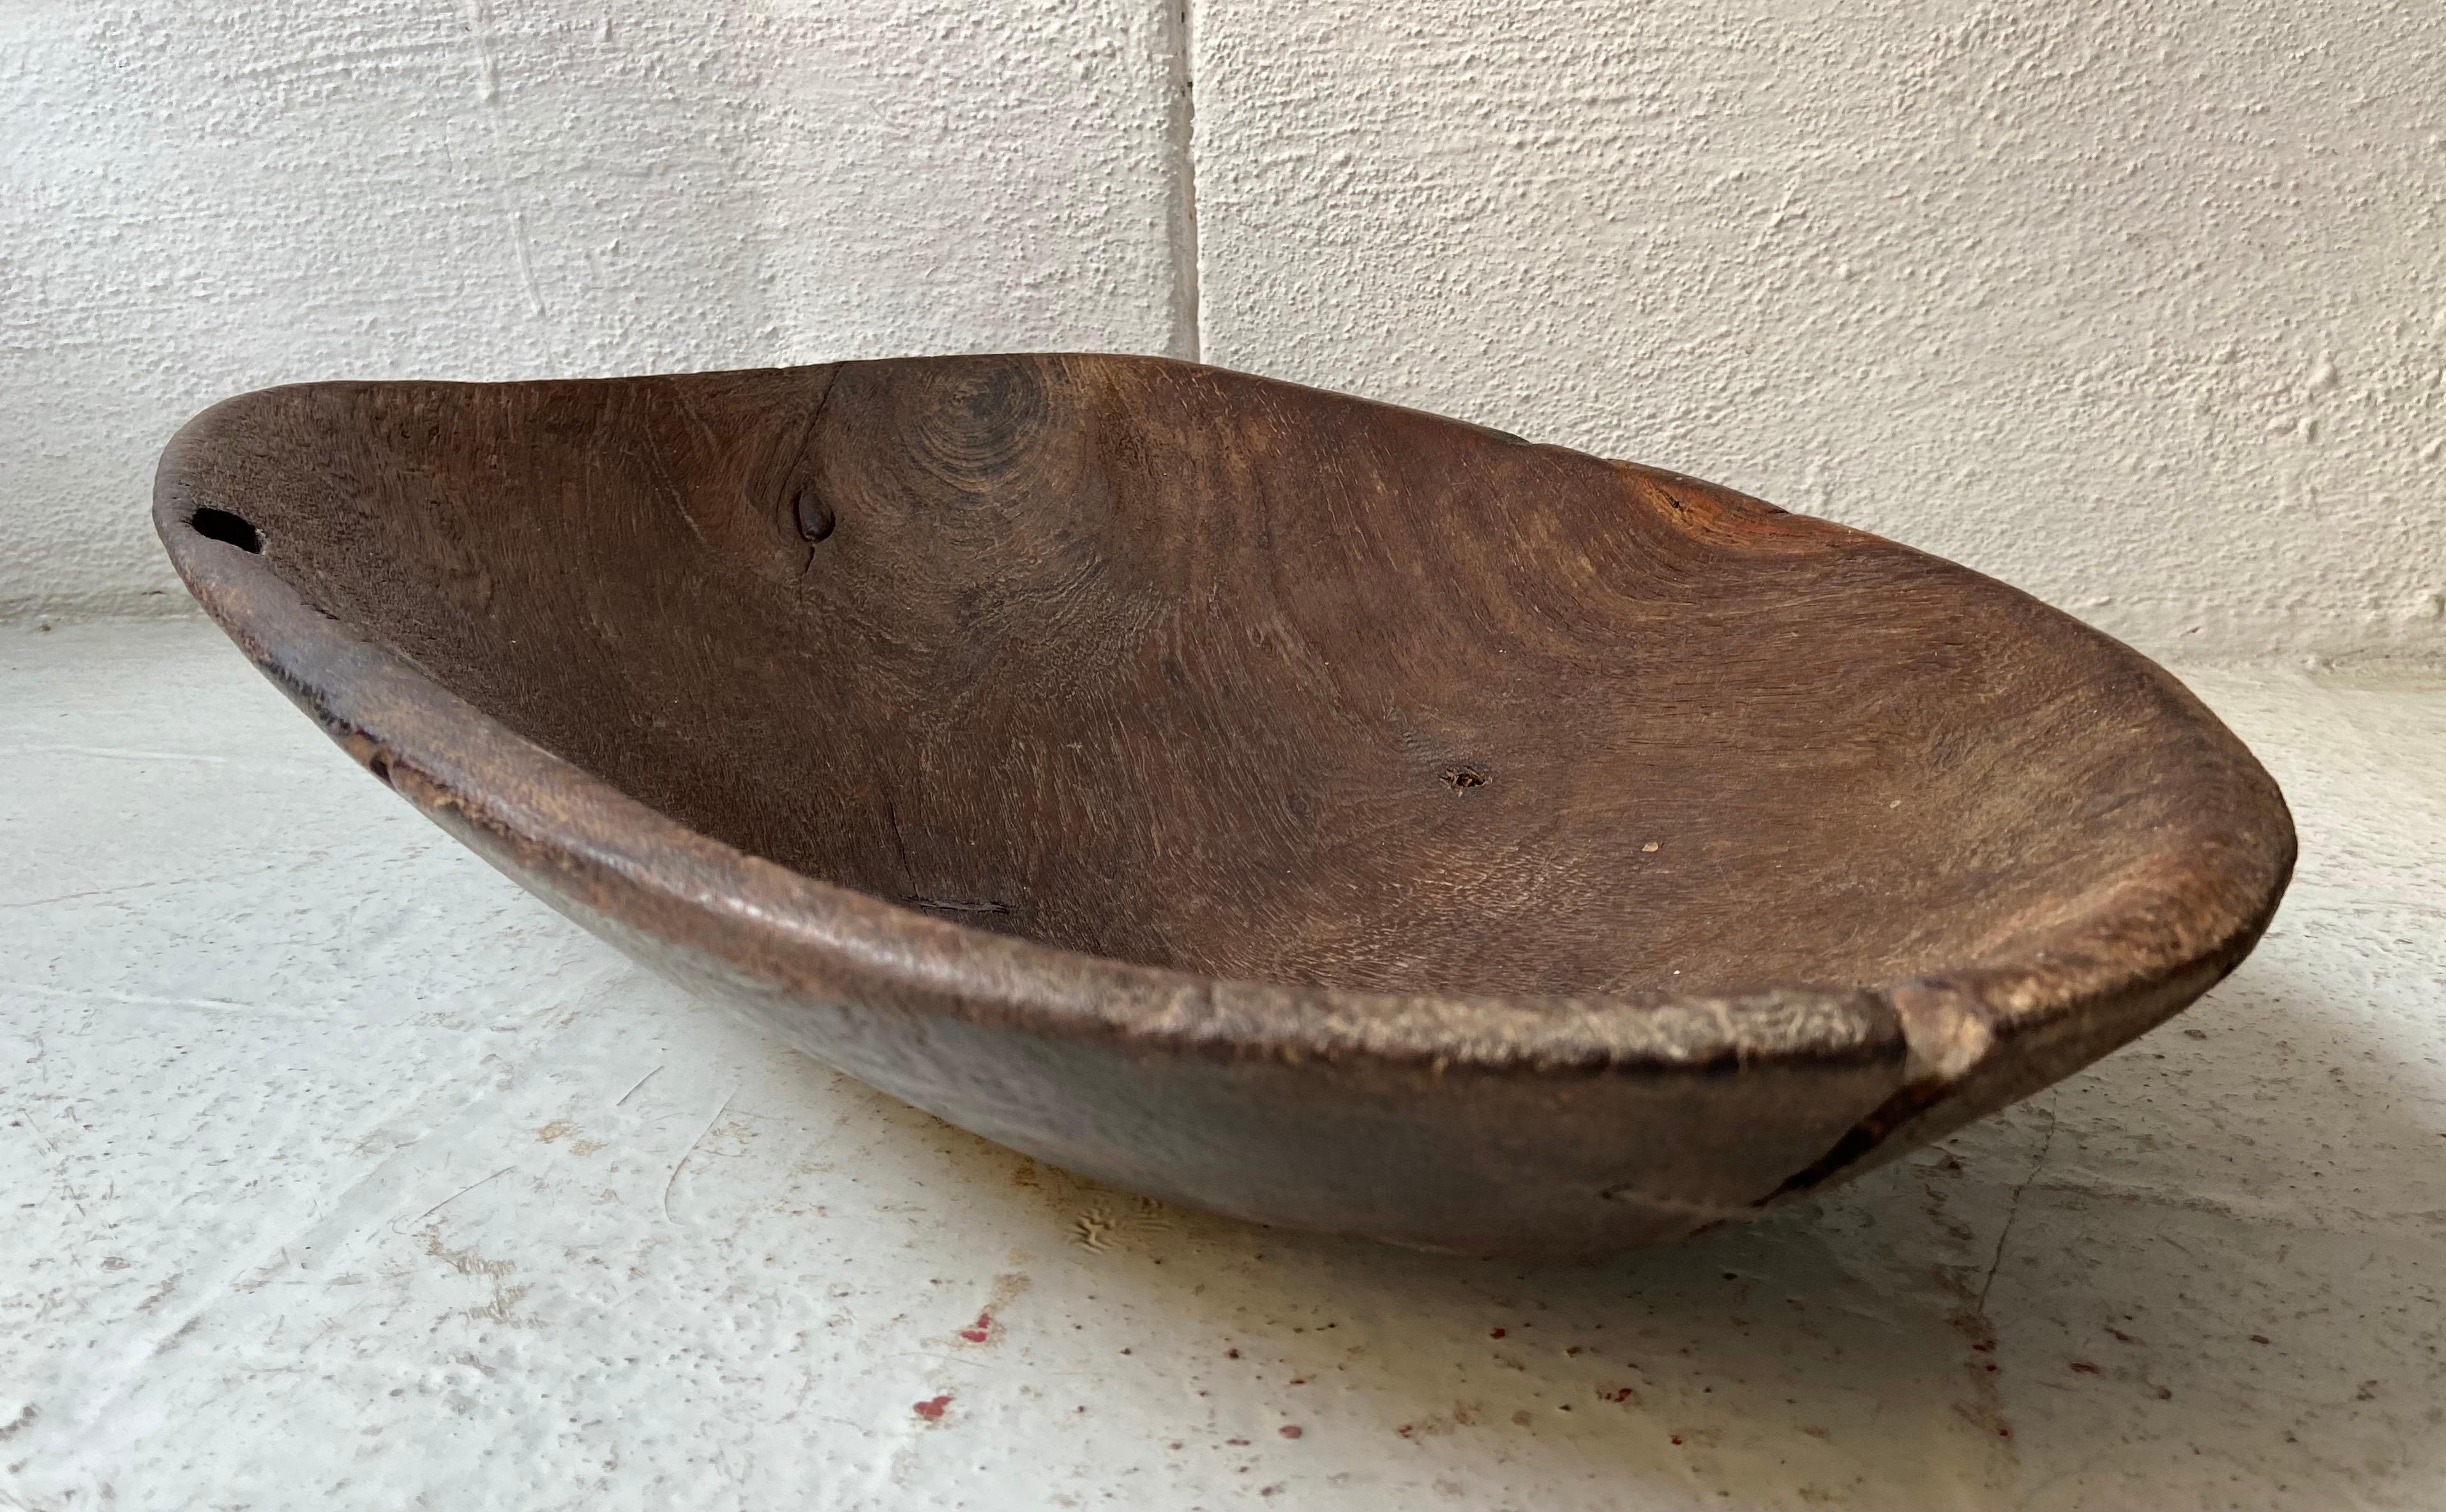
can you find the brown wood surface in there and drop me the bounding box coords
[154,355,2294,1255]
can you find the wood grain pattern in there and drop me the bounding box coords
[154,355,2293,1255]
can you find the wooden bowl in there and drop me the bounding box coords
[155,356,2293,1256]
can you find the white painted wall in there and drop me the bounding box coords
[0,0,1191,618]
[5,0,2439,660]
[1194,0,2446,661]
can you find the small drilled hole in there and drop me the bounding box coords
[1442,764,1490,791]
[191,507,262,553]
[793,488,835,543]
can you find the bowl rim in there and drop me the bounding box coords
[149,361,2298,1168]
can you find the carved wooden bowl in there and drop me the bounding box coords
[156,356,2293,1255]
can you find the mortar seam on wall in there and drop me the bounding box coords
[1163,0,1203,362]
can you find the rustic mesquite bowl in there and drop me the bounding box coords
[156,355,2294,1257]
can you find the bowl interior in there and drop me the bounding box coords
[175,356,2239,1000]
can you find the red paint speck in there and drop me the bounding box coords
[958,1310,993,1344]
[1226,1348,1242,1359]
[1602,1387,1635,1403]
[1490,1328,1506,1338]
[1670,1435,1683,1446]
[1279,1425,1303,1439]
[912,1394,952,1422]
[1997,1427,2011,1438]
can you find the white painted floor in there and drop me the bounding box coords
[3,618,2442,1511]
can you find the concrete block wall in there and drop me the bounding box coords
[1,0,1192,617]
[6,0,2439,661]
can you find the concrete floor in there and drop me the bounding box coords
[3,617,2442,1511]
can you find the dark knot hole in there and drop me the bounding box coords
[191,507,262,553]
[793,488,836,543]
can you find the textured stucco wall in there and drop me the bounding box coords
[0,0,1190,618]
[5,1,2440,659]
[1194,0,2446,661]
